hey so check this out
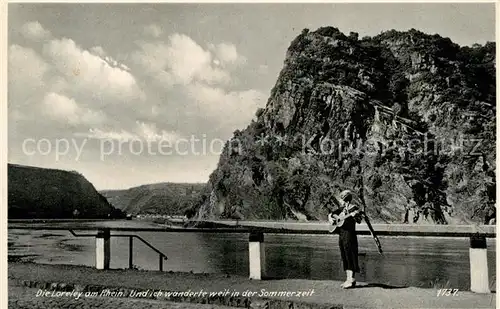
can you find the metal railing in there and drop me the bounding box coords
[8,220,496,293]
[69,229,168,271]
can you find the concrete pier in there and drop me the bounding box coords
[95,229,110,270]
[469,236,490,293]
[249,232,265,280]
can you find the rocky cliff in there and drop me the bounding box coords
[195,27,495,224]
[8,164,123,219]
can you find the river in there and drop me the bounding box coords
[8,220,496,290]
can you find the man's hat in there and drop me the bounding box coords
[339,190,353,202]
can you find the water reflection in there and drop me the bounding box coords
[197,233,248,275]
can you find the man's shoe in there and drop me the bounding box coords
[341,280,356,289]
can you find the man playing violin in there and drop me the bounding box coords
[328,190,363,289]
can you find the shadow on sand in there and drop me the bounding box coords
[353,283,408,289]
[260,277,407,289]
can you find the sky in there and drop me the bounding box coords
[7,3,496,190]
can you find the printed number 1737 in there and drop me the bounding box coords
[437,289,459,296]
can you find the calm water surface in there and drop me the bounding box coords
[8,220,496,290]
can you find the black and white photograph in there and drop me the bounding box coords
[6,2,497,308]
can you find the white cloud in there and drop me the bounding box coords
[104,56,118,67]
[144,24,163,38]
[44,38,145,103]
[46,75,69,93]
[132,33,231,86]
[185,83,266,130]
[10,28,263,169]
[42,92,107,126]
[43,92,79,124]
[136,121,182,142]
[8,44,49,93]
[210,42,247,67]
[76,122,182,143]
[119,63,131,71]
[132,41,169,73]
[90,46,106,57]
[9,45,53,133]
[91,47,128,71]
[20,21,52,42]
[75,128,137,141]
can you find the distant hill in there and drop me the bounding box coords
[100,182,207,216]
[8,163,124,219]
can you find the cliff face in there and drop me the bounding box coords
[101,183,205,216]
[195,28,495,224]
[8,164,121,219]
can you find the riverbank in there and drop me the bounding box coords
[8,262,496,309]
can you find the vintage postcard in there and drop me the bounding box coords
[5,2,497,309]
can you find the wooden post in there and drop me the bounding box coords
[95,228,110,270]
[128,236,133,269]
[469,236,490,293]
[249,231,265,280]
[159,255,163,272]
